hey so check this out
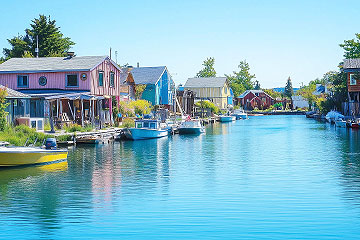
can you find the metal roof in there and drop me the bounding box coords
[0,84,31,98]
[0,56,118,73]
[343,59,360,69]
[238,90,273,99]
[131,66,166,85]
[184,77,227,88]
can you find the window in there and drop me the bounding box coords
[136,122,142,128]
[110,72,115,87]
[98,71,104,86]
[17,75,28,88]
[350,74,357,85]
[39,76,47,86]
[150,122,156,129]
[143,122,149,128]
[66,74,78,87]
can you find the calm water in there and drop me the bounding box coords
[1,115,360,239]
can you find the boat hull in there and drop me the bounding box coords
[0,149,68,167]
[335,121,347,128]
[125,128,168,140]
[178,127,205,134]
[232,114,247,120]
[219,116,236,122]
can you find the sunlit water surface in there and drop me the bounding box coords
[1,115,360,239]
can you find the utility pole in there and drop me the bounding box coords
[35,35,39,58]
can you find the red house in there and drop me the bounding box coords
[237,90,274,110]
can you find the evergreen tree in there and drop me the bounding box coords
[196,57,216,77]
[284,77,294,98]
[3,15,75,58]
[339,33,360,59]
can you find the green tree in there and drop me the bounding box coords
[135,84,147,100]
[339,33,360,59]
[263,89,281,99]
[284,77,294,98]
[196,57,216,77]
[0,88,9,131]
[226,60,256,97]
[3,15,74,58]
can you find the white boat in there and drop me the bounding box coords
[232,109,248,120]
[219,115,236,122]
[335,119,347,128]
[124,119,169,140]
[178,118,205,134]
[325,111,344,124]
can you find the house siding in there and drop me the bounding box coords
[347,72,360,92]
[184,83,231,109]
[0,72,91,90]
[89,60,121,96]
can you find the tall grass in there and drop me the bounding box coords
[0,125,53,146]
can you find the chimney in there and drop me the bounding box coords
[137,62,140,68]
[127,65,133,72]
[66,52,75,59]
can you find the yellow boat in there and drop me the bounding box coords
[0,147,68,167]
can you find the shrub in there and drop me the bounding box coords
[130,100,152,116]
[122,118,135,128]
[56,134,73,142]
[195,101,220,114]
[118,101,135,117]
[0,125,52,146]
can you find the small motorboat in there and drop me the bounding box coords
[232,109,248,120]
[0,138,68,167]
[349,121,360,129]
[218,115,236,122]
[178,117,205,134]
[325,111,344,124]
[124,119,169,140]
[335,119,347,128]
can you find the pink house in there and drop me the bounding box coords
[0,55,123,128]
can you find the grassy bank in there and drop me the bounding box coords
[0,125,74,146]
[0,125,52,146]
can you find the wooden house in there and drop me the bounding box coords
[119,67,136,101]
[184,77,232,109]
[131,66,175,109]
[0,85,31,124]
[342,59,360,115]
[0,55,123,128]
[238,90,274,110]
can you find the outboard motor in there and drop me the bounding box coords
[45,138,57,149]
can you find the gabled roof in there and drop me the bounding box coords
[0,84,31,98]
[238,90,274,99]
[131,66,166,85]
[0,56,120,73]
[184,77,227,88]
[343,58,360,69]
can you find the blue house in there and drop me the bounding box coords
[131,66,175,107]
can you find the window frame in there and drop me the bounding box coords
[98,71,104,87]
[110,71,115,88]
[65,74,79,88]
[17,75,29,88]
[350,74,357,86]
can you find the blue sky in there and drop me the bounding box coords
[0,0,358,88]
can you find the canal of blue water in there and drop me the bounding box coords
[0,115,360,239]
